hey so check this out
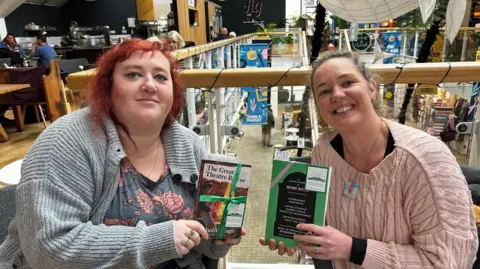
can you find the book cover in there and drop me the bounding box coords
[194,159,252,239]
[265,160,331,248]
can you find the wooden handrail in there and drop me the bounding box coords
[174,33,255,60]
[173,31,302,60]
[67,62,480,89]
[357,27,480,32]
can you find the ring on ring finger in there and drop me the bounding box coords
[185,239,192,248]
[313,247,320,254]
[189,229,196,237]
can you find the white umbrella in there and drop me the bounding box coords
[445,0,467,43]
[321,0,466,43]
[319,0,420,23]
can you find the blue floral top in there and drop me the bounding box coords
[104,158,196,269]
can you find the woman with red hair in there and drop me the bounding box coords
[0,38,242,268]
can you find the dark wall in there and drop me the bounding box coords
[5,4,68,37]
[210,0,286,36]
[61,0,137,34]
[5,0,137,37]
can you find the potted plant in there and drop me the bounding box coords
[271,34,299,55]
[255,22,277,40]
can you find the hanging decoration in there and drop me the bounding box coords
[320,0,466,43]
[419,0,437,23]
[318,0,419,23]
[445,0,467,44]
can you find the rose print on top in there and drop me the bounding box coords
[181,207,194,220]
[159,191,184,218]
[104,157,195,232]
[136,190,154,214]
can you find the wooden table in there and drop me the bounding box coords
[0,84,31,95]
[0,84,31,142]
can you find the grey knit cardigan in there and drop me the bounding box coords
[0,108,231,269]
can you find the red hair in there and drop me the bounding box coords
[86,38,184,131]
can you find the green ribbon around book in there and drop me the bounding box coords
[199,163,246,239]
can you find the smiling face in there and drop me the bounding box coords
[111,50,174,131]
[312,57,377,132]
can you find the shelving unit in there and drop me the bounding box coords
[431,105,453,138]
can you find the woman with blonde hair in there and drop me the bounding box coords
[167,30,185,50]
[261,51,478,268]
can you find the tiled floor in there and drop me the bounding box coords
[225,111,298,264]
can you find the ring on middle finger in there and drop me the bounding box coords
[313,247,320,254]
[189,229,195,237]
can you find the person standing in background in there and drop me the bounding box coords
[30,33,57,66]
[262,105,275,147]
[214,28,228,41]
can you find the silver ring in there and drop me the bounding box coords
[185,239,191,247]
[313,247,320,254]
[189,229,195,237]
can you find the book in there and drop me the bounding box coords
[194,159,252,239]
[265,160,331,248]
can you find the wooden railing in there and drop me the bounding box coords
[173,33,255,60]
[68,61,480,90]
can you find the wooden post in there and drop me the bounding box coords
[0,124,8,142]
[12,105,24,132]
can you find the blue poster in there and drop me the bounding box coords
[383,31,402,64]
[241,87,268,125]
[239,44,269,68]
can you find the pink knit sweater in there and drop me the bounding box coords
[312,120,478,269]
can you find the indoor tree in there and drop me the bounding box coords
[395,0,449,124]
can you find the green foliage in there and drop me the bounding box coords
[395,0,448,30]
[289,14,314,28]
[330,15,350,29]
[271,34,296,44]
[255,22,277,36]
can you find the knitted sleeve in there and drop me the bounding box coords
[362,148,478,269]
[15,125,181,268]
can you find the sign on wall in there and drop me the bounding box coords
[244,0,263,21]
[352,32,372,51]
[241,87,268,125]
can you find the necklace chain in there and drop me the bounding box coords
[343,119,384,173]
[146,138,160,179]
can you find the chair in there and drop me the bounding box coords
[0,58,11,68]
[0,185,16,244]
[59,58,90,102]
[0,66,49,129]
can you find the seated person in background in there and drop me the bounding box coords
[30,33,57,66]
[0,33,25,57]
[167,30,185,50]
[229,32,237,38]
[214,27,228,41]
